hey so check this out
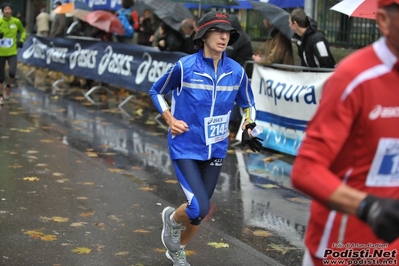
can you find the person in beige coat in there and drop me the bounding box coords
[36,8,50,37]
[252,19,294,66]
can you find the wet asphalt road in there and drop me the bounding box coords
[0,68,310,266]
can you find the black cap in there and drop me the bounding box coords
[194,11,239,46]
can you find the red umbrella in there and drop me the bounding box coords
[85,10,125,35]
[330,0,377,20]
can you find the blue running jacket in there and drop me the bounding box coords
[149,49,256,160]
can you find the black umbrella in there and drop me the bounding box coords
[143,0,194,32]
[250,1,293,40]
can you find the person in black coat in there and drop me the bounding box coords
[289,8,336,69]
[157,22,183,52]
[226,14,253,77]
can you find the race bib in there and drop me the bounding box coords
[0,38,13,48]
[366,138,399,187]
[204,112,230,146]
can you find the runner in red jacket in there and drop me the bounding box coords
[291,1,399,265]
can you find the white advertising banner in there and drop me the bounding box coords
[241,64,333,156]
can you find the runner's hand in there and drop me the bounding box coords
[241,122,263,152]
[356,195,399,243]
[17,41,23,48]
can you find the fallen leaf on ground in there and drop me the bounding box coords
[76,197,88,200]
[40,139,54,143]
[114,251,129,256]
[108,168,124,173]
[165,179,178,184]
[27,150,39,154]
[207,242,229,248]
[71,247,92,254]
[52,173,64,177]
[253,230,273,237]
[81,182,94,186]
[80,211,95,217]
[134,229,150,233]
[41,234,57,241]
[267,244,297,255]
[24,230,44,239]
[23,177,39,181]
[70,222,88,227]
[86,152,98,157]
[139,186,153,191]
[52,216,69,222]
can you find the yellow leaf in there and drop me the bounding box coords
[80,211,95,217]
[86,152,98,157]
[52,172,64,177]
[71,247,92,254]
[9,151,18,154]
[131,166,142,170]
[114,251,129,256]
[52,216,69,222]
[185,250,196,256]
[41,234,57,241]
[27,150,39,154]
[165,179,178,184]
[108,168,125,173]
[27,156,38,160]
[76,197,88,200]
[253,230,273,237]
[154,248,165,253]
[70,222,88,227]
[19,129,31,133]
[40,139,54,143]
[227,149,236,154]
[135,108,143,116]
[134,229,150,233]
[36,163,48,167]
[139,186,153,191]
[24,230,45,239]
[23,177,39,181]
[81,182,94,186]
[267,244,297,255]
[207,242,230,248]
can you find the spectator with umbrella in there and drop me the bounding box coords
[156,22,183,52]
[251,2,294,67]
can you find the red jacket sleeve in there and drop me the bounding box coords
[132,10,139,30]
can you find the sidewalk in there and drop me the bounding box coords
[0,104,283,265]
